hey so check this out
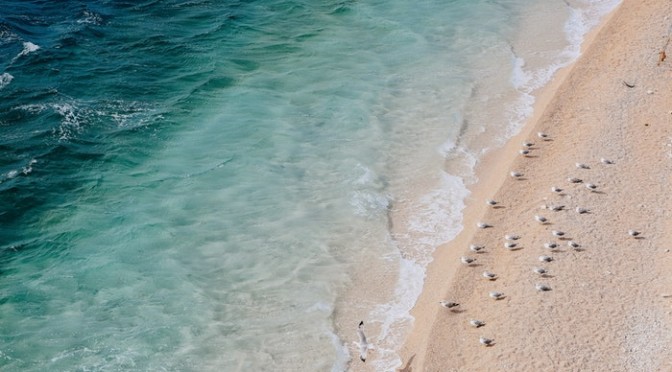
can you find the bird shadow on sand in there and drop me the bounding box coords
[399,354,416,372]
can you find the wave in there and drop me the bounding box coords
[0,73,13,90]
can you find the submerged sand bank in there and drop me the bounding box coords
[400,0,672,370]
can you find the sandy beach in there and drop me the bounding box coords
[398,0,672,370]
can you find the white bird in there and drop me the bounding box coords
[551,186,563,193]
[585,183,597,191]
[479,337,494,346]
[568,177,583,183]
[505,234,520,240]
[576,207,590,214]
[533,267,548,276]
[519,149,530,156]
[470,244,485,253]
[439,300,460,309]
[548,205,565,211]
[535,215,548,224]
[567,241,580,249]
[504,241,517,249]
[628,230,641,237]
[543,242,558,250]
[477,222,492,229]
[537,132,549,140]
[489,291,505,300]
[510,171,523,178]
[356,321,372,362]
[539,255,553,262]
[551,230,565,238]
[469,319,486,328]
[482,271,498,280]
[486,199,498,207]
[536,283,552,292]
[601,158,614,165]
[523,141,534,148]
[576,163,590,169]
[461,256,477,265]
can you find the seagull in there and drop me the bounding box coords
[504,242,517,249]
[628,230,641,238]
[576,207,590,214]
[510,171,523,179]
[568,177,583,183]
[479,337,495,346]
[535,283,552,291]
[551,230,565,238]
[482,271,498,280]
[601,158,614,165]
[505,234,520,240]
[469,320,486,328]
[519,149,530,156]
[585,183,597,191]
[548,205,565,211]
[535,215,548,224]
[533,267,548,276]
[461,256,477,265]
[567,241,580,249]
[543,242,558,250]
[489,291,505,300]
[539,255,553,262]
[470,244,485,253]
[576,163,590,169]
[537,132,549,140]
[477,222,492,229]
[486,199,498,207]
[356,321,372,362]
[523,141,534,148]
[551,186,563,193]
[439,301,460,310]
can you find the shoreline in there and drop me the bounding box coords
[398,0,672,370]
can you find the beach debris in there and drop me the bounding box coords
[576,207,590,214]
[533,267,548,276]
[551,186,563,193]
[461,256,477,265]
[479,337,495,346]
[439,301,460,310]
[567,177,583,183]
[486,199,498,207]
[489,291,505,300]
[469,319,486,328]
[539,255,554,262]
[476,222,492,229]
[576,162,590,169]
[535,215,548,224]
[543,242,558,250]
[356,321,373,362]
[585,183,598,191]
[537,132,550,140]
[600,158,614,165]
[470,244,485,253]
[482,271,498,281]
[628,230,641,238]
[510,171,523,179]
[622,80,636,88]
[551,230,565,238]
[535,283,552,292]
[505,234,520,241]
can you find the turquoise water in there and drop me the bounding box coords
[0,0,619,370]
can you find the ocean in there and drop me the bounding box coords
[0,0,619,370]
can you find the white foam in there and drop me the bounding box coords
[11,41,40,64]
[0,73,13,90]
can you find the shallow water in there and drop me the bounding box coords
[0,0,619,370]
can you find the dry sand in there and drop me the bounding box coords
[398,0,672,370]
